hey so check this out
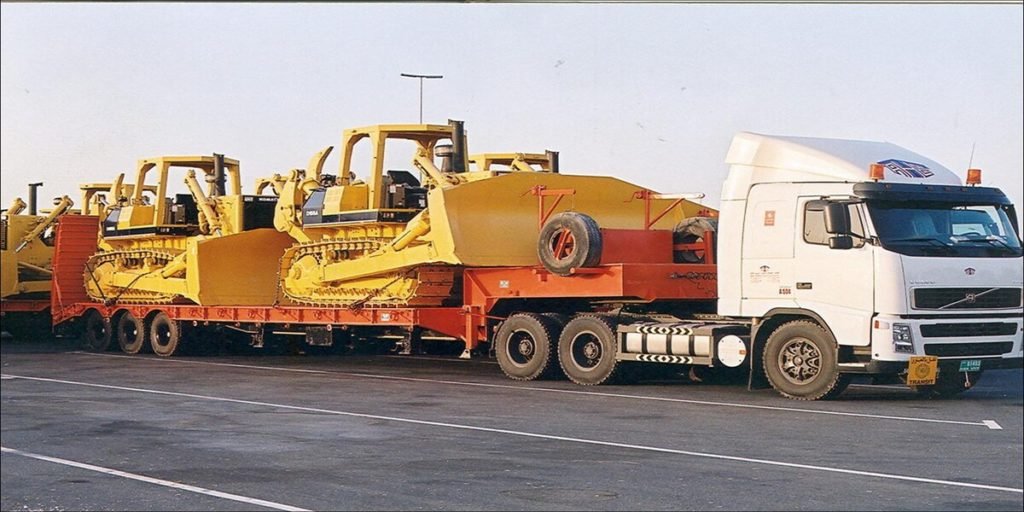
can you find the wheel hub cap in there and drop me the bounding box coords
[778,337,821,385]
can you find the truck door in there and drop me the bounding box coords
[793,194,874,346]
[740,183,798,316]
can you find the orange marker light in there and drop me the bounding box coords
[869,163,885,181]
[966,168,982,186]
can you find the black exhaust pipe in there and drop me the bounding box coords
[546,150,560,174]
[449,119,467,173]
[27,182,43,215]
[209,153,227,196]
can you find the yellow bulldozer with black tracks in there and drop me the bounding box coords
[84,154,293,305]
[261,120,710,308]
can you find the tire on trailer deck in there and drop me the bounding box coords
[81,309,113,352]
[672,217,718,263]
[116,312,149,355]
[150,311,185,357]
[558,314,622,385]
[494,313,561,381]
[537,212,602,276]
[762,320,850,400]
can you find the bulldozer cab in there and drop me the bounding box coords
[101,155,241,238]
[302,121,468,227]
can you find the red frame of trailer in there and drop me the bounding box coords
[50,205,717,350]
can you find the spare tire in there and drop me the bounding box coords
[673,217,718,263]
[537,212,602,276]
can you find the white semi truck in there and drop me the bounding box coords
[613,132,1023,400]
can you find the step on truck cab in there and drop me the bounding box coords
[715,132,1022,399]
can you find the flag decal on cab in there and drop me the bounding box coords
[877,159,934,178]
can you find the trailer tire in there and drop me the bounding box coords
[538,212,602,276]
[763,320,849,400]
[673,217,718,263]
[81,310,113,352]
[495,313,560,381]
[116,312,149,355]
[558,315,621,385]
[539,313,570,379]
[913,370,982,399]
[150,312,184,357]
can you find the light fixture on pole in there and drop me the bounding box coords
[400,73,443,123]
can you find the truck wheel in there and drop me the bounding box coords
[150,312,184,357]
[538,212,602,276]
[763,320,849,400]
[116,312,149,355]
[913,370,982,399]
[558,315,621,385]
[495,313,560,381]
[539,313,569,379]
[81,310,112,352]
[673,217,718,263]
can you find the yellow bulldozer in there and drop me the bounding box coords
[83,154,293,305]
[1,184,74,299]
[262,120,710,308]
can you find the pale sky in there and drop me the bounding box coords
[2,3,1022,222]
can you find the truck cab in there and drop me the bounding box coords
[717,132,1023,399]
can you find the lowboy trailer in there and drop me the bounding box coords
[44,132,1024,400]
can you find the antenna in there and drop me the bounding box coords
[967,141,976,169]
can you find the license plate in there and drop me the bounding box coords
[958,359,982,372]
[907,356,938,386]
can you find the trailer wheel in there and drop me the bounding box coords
[150,312,185,357]
[558,315,621,385]
[913,370,982,399]
[538,212,602,276]
[763,320,849,400]
[673,217,718,263]
[116,312,149,355]
[81,310,112,352]
[495,313,561,381]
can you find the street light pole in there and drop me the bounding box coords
[400,73,443,123]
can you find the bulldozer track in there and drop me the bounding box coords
[278,239,457,307]
[84,249,185,304]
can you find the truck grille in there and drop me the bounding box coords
[919,322,1019,338]
[923,342,1014,357]
[913,288,1021,310]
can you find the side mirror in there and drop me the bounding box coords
[824,203,851,235]
[829,235,854,250]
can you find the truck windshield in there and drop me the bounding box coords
[866,202,1022,258]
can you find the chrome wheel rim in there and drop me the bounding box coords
[777,337,821,385]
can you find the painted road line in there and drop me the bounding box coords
[3,373,1021,495]
[0,446,310,512]
[69,352,1003,430]
[982,420,1004,430]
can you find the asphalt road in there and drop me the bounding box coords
[2,336,1022,511]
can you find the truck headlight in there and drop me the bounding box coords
[892,323,914,354]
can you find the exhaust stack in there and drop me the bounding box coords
[449,120,467,173]
[27,182,43,215]
[208,153,227,196]
[546,150,560,174]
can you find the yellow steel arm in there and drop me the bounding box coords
[307,146,334,183]
[16,195,73,252]
[184,170,223,236]
[7,198,27,215]
[255,174,286,196]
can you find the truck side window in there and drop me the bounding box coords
[803,202,864,247]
